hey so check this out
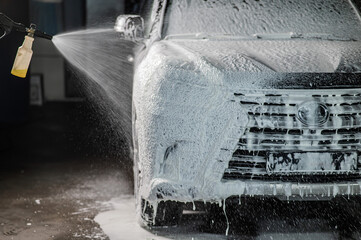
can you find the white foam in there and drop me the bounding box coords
[163,0,361,41]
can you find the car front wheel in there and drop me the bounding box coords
[141,199,184,226]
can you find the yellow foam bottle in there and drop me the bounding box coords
[11,35,34,78]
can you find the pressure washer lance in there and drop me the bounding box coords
[0,13,53,78]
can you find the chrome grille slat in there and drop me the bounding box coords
[239,96,361,105]
[238,144,361,150]
[223,90,361,182]
[237,91,361,101]
[243,105,297,115]
[230,156,265,162]
[248,116,361,129]
[331,105,361,115]
[242,104,361,116]
[240,133,361,141]
[238,142,359,148]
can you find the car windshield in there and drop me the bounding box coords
[162,0,361,40]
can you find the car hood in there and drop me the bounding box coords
[140,39,361,89]
[159,39,361,73]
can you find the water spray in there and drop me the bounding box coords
[0,13,53,78]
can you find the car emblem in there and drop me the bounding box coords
[297,101,329,126]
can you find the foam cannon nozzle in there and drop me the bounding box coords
[0,13,53,78]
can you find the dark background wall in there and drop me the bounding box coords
[87,0,124,27]
[29,0,63,36]
[64,0,86,32]
[0,0,30,124]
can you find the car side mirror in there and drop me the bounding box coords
[114,15,144,42]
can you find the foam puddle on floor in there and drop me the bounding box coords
[94,196,168,240]
[94,196,343,240]
[94,196,229,240]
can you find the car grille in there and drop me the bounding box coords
[223,90,361,182]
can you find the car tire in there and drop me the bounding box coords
[141,199,183,226]
[205,201,258,235]
[205,203,228,233]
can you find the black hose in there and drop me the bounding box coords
[0,29,6,39]
[0,13,14,37]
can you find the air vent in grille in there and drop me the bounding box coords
[223,90,361,182]
[223,150,361,183]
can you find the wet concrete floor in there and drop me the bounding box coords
[0,102,133,240]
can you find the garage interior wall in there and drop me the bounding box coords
[0,0,30,124]
[30,0,124,101]
[30,0,82,101]
[86,0,125,27]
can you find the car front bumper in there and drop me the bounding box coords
[144,178,361,203]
